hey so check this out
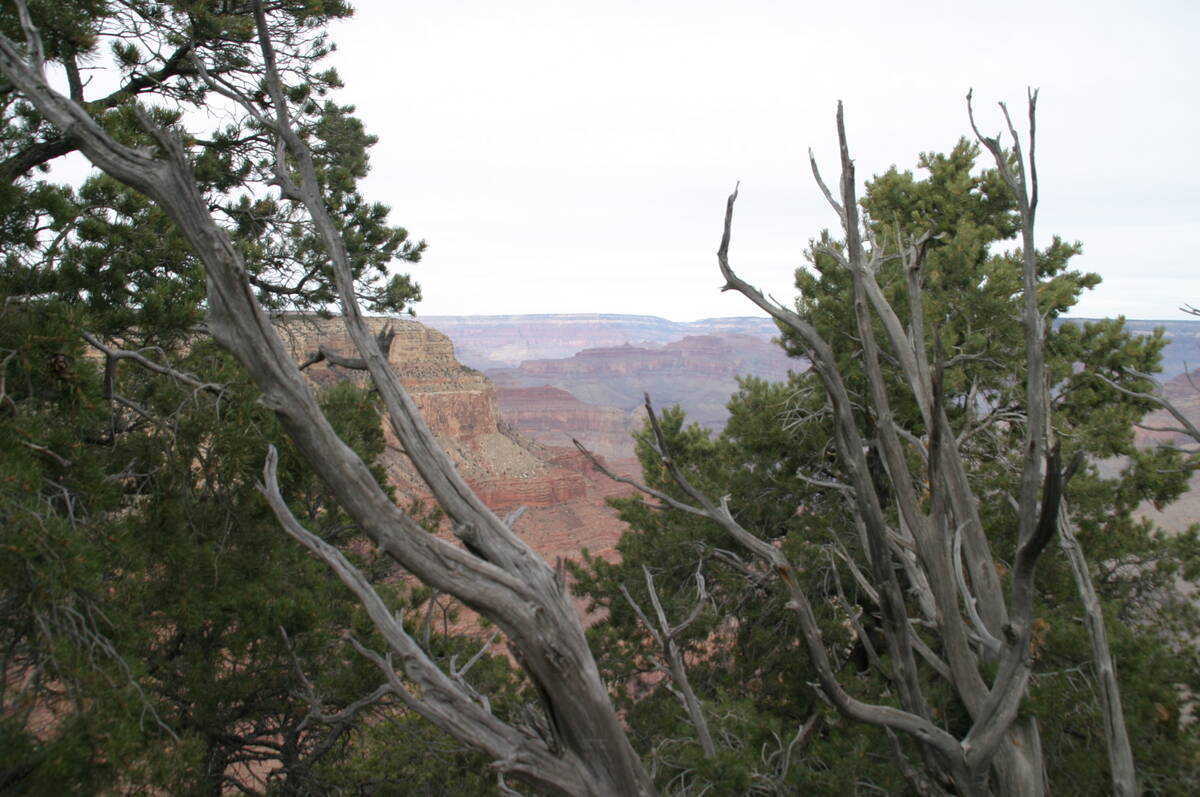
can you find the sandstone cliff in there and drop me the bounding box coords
[274,315,590,512]
[495,386,644,460]
[273,315,640,624]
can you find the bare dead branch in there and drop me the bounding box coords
[808,149,846,225]
[258,446,582,793]
[18,439,72,468]
[1093,368,1200,446]
[629,396,970,779]
[621,565,716,759]
[0,10,658,791]
[81,331,225,398]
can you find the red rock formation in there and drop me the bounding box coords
[512,457,642,565]
[467,472,587,513]
[275,315,587,511]
[495,386,642,460]
[277,316,499,442]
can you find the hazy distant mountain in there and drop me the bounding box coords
[419,313,780,369]
[417,314,1200,460]
[422,314,1200,379]
[487,334,800,457]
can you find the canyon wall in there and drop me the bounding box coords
[275,315,592,511]
[495,386,644,460]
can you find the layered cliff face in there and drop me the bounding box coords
[274,316,589,511]
[495,386,644,460]
[278,315,498,439]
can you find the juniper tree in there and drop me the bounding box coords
[574,112,1199,795]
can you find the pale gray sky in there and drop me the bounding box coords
[329,0,1197,321]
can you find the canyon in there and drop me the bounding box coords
[276,315,639,564]
[487,333,800,457]
[419,313,780,369]
[278,313,1200,566]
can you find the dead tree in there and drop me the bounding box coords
[0,4,655,795]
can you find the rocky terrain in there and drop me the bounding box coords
[418,314,1200,462]
[273,313,1200,567]
[495,386,644,460]
[277,316,585,509]
[275,315,639,568]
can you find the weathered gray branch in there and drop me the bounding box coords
[297,325,397,372]
[969,88,1131,796]
[258,446,582,793]
[621,565,716,759]
[1093,367,1200,446]
[1056,503,1136,797]
[709,97,1099,794]
[81,330,226,400]
[590,395,974,784]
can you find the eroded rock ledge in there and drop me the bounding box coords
[274,315,593,512]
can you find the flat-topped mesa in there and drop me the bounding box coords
[275,315,499,441]
[420,313,781,369]
[272,315,587,512]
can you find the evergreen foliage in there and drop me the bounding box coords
[573,141,1200,795]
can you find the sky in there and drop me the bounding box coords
[325,2,1194,321]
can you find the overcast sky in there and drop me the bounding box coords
[327,0,1198,322]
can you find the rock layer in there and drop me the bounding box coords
[495,386,643,460]
[275,315,588,510]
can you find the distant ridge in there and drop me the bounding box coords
[419,313,1200,379]
[419,313,780,369]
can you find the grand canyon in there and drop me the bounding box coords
[283,313,1200,563]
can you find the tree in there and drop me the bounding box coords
[0,3,521,795]
[0,172,500,794]
[0,2,655,794]
[574,102,1199,794]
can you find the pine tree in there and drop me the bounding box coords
[0,4,509,794]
